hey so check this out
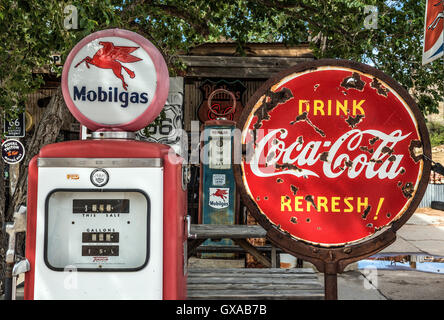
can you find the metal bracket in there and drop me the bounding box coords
[6,206,27,264]
[422,154,444,176]
[186,215,197,239]
[11,259,30,300]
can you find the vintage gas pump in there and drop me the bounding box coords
[199,89,238,257]
[13,29,188,300]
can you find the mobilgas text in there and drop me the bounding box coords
[73,86,149,108]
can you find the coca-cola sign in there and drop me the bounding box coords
[235,60,430,247]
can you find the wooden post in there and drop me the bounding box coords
[271,245,277,268]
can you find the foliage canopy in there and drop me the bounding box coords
[0,0,442,121]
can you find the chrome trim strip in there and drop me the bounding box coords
[91,131,136,140]
[38,158,163,168]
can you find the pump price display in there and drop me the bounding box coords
[82,245,119,256]
[73,199,129,214]
[45,190,149,271]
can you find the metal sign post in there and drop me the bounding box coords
[234,59,431,300]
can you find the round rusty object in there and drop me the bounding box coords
[233,59,431,274]
[207,88,237,117]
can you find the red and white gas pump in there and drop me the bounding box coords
[15,29,188,299]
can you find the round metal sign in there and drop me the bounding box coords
[235,59,430,247]
[1,139,25,164]
[61,29,169,132]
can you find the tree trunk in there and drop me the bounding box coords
[0,85,69,294]
[7,86,68,217]
[0,114,7,294]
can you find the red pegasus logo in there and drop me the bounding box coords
[74,41,142,90]
[211,189,229,201]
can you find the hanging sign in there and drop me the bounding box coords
[137,77,184,157]
[61,28,169,132]
[423,0,443,65]
[3,111,25,138]
[1,139,25,164]
[235,60,430,247]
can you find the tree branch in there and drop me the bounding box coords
[122,0,210,38]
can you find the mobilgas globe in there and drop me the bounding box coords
[61,30,169,131]
[73,86,149,108]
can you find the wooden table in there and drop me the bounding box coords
[187,268,324,300]
[188,224,274,267]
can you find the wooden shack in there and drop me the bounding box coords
[180,42,315,131]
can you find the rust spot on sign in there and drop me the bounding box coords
[360,146,374,154]
[304,195,318,211]
[362,205,371,220]
[370,78,388,97]
[290,217,297,224]
[345,114,365,128]
[276,178,284,183]
[252,87,293,143]
[381,146,394,155]
[374,226,383,232]
[388,155,396,162]
[290,111,326,137]
[253,88,293,131]
[319,151,329,162]
[340,72,365,91]
[408,140,423,163]
[401,182,414,198]
[369,136,379,145]
[276,163,303,172]
[290,185,299,196]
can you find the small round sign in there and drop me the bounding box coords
[62,29,169,132]
[90,169,109,187]
[235,59,430,247]
[1,139,25,164]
